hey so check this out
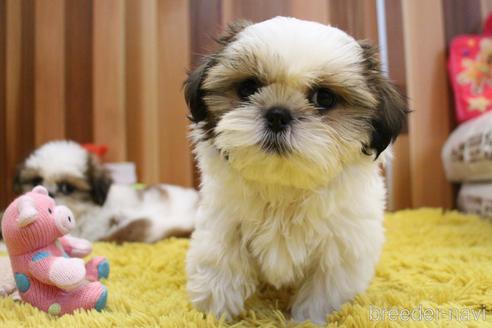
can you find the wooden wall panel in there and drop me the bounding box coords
[0,0,6,209]
[5,0,35,208]
[223,0,289,24]
[288,0,329,23]
[0,0,473,211]
[93,0,127,162]
[386,0,411,210]
[65,0,93,143]
[190,0,222,67]
[189,0,223,186]
[157,0,193,186]
[391,136,412,209]
[142,0,160,184]
[18,0,35,160]
[402,0,453,208]
[5,0,22,195]
[443,0,481,47]
[329,0,378,41]
[34,0,66,145]
[125,0,160,183]
[386,0,407,93]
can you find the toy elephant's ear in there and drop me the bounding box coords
[17,196,38,227]
[32,186,49,196]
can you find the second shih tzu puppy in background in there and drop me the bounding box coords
[185,17,407,323]
[12,141,198,243]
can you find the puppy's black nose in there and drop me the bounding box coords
[48,192,55,198]
[265,107,292,133]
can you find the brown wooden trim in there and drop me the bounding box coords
[5,0,35,209]
[65,0,93,143]
[443,0,482,48]
[34,0,66,145]
[6,0,24,178]
[385,0,407,96]
[223,0,289,24]
[402,0,453,208]
[190,0,222,67]
[157,0,193,187]
[391,135,412,210]
[93,0,127,161]
[0,0,6,209]
[386,0,410,210]
[19,0,35,161]
[329,0,379,42]
[125,0,160,183]
[288,0,329,23]
[189,0,223,188]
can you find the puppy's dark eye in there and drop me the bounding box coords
[237,78,262,100]
[58,182,75,195]
[48,208,52,214]
[310,88,338,111]
[31,177,43,186]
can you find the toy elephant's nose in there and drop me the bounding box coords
[54,205,76,234]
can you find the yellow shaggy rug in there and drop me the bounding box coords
[1,209,492,327]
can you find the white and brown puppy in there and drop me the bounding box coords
[11,140,198,243]
[185,17,407,324]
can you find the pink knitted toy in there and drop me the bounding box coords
[1,186,109,315]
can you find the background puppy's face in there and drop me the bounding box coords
[186,17,407,189]
[14,141,112,207]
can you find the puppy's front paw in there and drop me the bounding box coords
[291,297,330,325]
[187,267,253,320]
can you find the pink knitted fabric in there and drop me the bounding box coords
[1,186,109,315]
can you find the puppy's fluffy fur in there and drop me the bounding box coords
[185,17,407,324]
[11,141,199,243]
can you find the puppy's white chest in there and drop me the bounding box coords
[242,211,320,289]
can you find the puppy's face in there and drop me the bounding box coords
[186,17,407,189]
[14,141,112,207]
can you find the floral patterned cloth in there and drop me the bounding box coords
[449,17,492,123]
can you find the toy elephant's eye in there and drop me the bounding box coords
[48,208,52,214]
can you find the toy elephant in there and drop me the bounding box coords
[1,186,109,315]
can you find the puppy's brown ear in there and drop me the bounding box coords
[86,155,113,206]
[184,57,216,123]
[359,41,409,159]
[184,20,251,124]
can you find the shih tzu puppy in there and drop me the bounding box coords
[10,140,199,243]
[185,17,407,324]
